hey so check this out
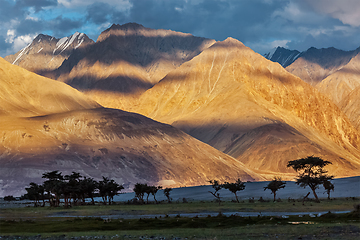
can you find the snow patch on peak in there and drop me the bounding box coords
[265,47,277,60]
[78,32,84,39]
[56,37,68,48]
[12,42,31,64]
[59,32,79,54]
[53,32,85,55]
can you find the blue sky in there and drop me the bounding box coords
[1,0,360,57]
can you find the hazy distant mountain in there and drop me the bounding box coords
[316,52,360,131]
[286,47,360,86]
[124,38,360,179]
[4,32,94,75]
[0,57,260,197]
[278,46,360,131]
[264,47,300,68]
[44,23,216,109]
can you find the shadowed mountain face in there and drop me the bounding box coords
[46,23,215,107]
[4,33,94,75]
[0,56,261,197]
[124,38,360,179]
[1,108,261,197]
[264,47,300,68]
[286,47,360,86]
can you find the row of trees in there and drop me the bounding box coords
[133,183,172,203]
[24,156,334,207]
[208,178,286,204]
[208,179,246,204]
[25,171,123,207]
[209,156,335,203]
[25,171,172,207]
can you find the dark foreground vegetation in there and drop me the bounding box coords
[1,199,359,239]
[1,207,359,240]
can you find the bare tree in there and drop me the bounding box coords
[208,180,222,205]
[323,179,334,200]
[163,188,172,203]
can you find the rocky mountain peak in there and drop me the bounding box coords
[108,22,145,31]
[4,32,94,74]
[215,37,246,48]
[33,33,56,43]
[264,46,300,68]
[286,46,360,85]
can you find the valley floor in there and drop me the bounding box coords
[1,177,359,239]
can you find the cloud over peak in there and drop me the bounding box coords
[1,0,359,57]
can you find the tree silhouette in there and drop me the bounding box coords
[79,177,98,205]
[64,172,82,206]
[323,179,334,200]
[208,180,222,204]
[163,188,172,203]
[133,183,148,204]
[42,171,64,207]
[223,179,246,203]
[107,179,124,204]
[144,184,152,203]
[25,182,45,207]
[98,177,123,205]
[287,156,333,203]
[150,185,162,203]
[264,177,286,202]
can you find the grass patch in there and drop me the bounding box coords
[1,213,359,239]
[1,197,358,220]
[1,198,359,239]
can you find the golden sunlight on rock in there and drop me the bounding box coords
[0,57,100,117]
[124,38,360,179]
[0,56,261,196]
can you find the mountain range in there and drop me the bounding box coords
[0,57,260,197]
[2,23,360,196]
[265,45,360,132]
[4,32,93,75]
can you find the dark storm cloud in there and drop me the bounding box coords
[15,19,45,36]
[2,0,360,57]
[122,0,360,52]
[0,0,22,21]
[48,16,84,36]
[123,0,296,49]
[85,2,125,25]
[124,0,241,39]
